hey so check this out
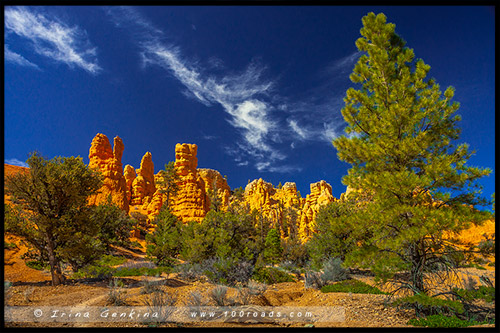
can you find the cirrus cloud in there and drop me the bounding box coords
[5,6,101,74]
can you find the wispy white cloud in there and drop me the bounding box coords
[288,119,310,140]
[325,50,363,77]
[202,134,217,140]
[284,94,346,145]
[4,44,40,69]
[106,7,355,173]
[322,122,341,142]
[5,158,28,168]
[107,7,284,171]
[4,6,101,74]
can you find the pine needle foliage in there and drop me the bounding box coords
[331,12,492,295]
[5,152,103,285]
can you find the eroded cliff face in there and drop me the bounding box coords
[123,164,136,204]
[85,134,336,235]
[88,133,129,212]
[170,143,209,223]
[198,168,231,211]
[244,178,278,219]
[298,180,335,242]
[243,179,305,238]
[131,152,156,207]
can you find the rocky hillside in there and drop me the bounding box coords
[4,132,495,246]
[86,133,338,242]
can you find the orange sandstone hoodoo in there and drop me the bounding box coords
[88,133,129,213]
[87,133,337,243]
[4,133,494,247]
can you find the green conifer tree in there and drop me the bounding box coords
[5,152,103,285]
[156,161,180,210]
[332,12,491,294]
[146,206,182,266]
[263,228,283,265]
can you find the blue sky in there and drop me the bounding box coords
[4,5,495,207]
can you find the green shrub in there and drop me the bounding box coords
[113,266,171,277]
[4,242,17,250]
[209,285,234,306]
[408,314,490,327]
[321,257,350,283]
[25,260,49,271]
[461,262,487,270]
[320,279,388,295]
[201,257,254,286]
[392,293,464,316]
[71,255,131,279]
[97,255,127,267]
[252,267,295,285]
[452,286,495,303]
[174,262,204,281]
[72,264,115,279]
[107,279,127,306]
[140,279,164,294]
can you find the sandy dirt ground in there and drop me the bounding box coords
[4,233,495,328]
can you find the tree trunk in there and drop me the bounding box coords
[46,235,65,286]
[409,243,425,294]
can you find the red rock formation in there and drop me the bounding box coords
[145,171,167,218]
[88,133,129,212]
[298,180,335,242]
[131,152,155,206]
[170,143,208,222]
[123,164,136,203]
[243,178,278,217]
[198,168,231,210]
[243,179,302,236]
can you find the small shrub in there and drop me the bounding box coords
[209,285,234,306]
[25,260,49,271]
[452,286,495,303]
[175,262,204,281]
[142,290,178,323]
[304,271,324,289]
[97,255,127,267]
[107,279,127,306]
[247,280,267,296]
[321,257,349,283]
[462,276,478,291]
[73,264,115,279]
[252,267,295,285]
[237,286,253,305]
[113,265,171,277]
[280,260,304,280]
[321,279,388,295]
[140,279,164,294]
[408,314,489,328]
[23,287,35,302]
[202,257,254,286]
[186,291,206,307]
[119,260,156,269]
[392,293,464,316]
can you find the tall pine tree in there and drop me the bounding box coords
[332,13,491,294]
